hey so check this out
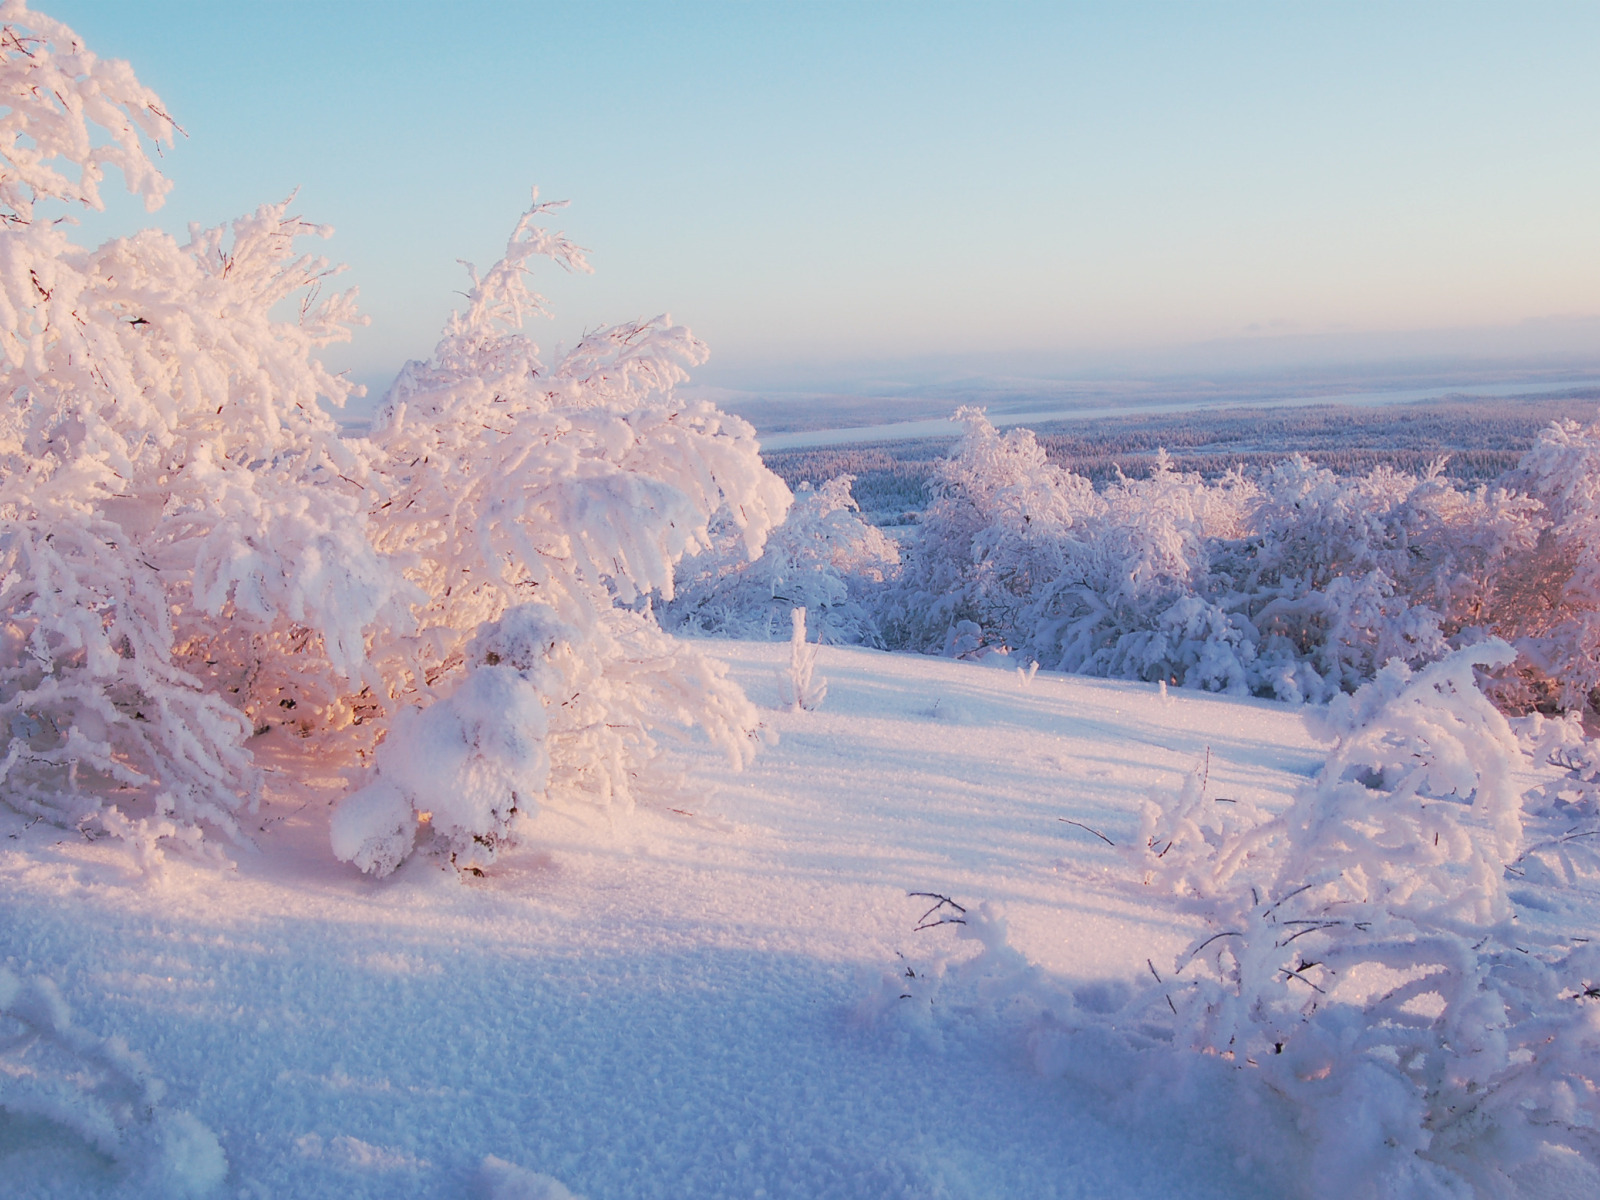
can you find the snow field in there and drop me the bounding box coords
[0,642,1333,1199]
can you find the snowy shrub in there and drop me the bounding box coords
[1208,456,1539,702]
[1487,412,1600,714]
[0,4,791,869]
[0,965,227,1195]
[876,642,1600,1196]
[884,408,1102,655]
[777,606,826,712]
[663,474,897,645]
[329,196,790,874]
[886,411,1258,687]
[1510,712,1600,895]
[1118,639,1600,1194]
[889,409,1540,704]
[1022,450,1256,689]
[0,2,398,847]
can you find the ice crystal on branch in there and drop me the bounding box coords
[0,0,176,224]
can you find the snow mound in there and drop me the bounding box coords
[0,967,226,1197]
[479,1155,584,1200]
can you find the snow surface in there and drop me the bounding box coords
[2,642,1588,1198]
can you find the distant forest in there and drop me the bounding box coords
[763,391,1600,519]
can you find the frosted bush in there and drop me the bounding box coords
[1489,412,1600,713]
[329,195,787,874]
[1026,451,1256,688]
[0,3,398,849]
[876,642,1600,1196]
[1210,456,1538,701]
[885,408,1102,655]
[1511,714,1600,893]
[889,410,1541,705]
[0,4,791,869]
[330,659,549,876]
[663,474,897,645]
[1121,640,1600,1194]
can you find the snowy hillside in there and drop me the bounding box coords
[6,6,1600,1196]
[5,641,1596,1199]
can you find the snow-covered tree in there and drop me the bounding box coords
[888,409,1540,704]
[663,473,897,645]
[1209,455,1538,702]
[1023,449,1256,689]
[329,195,791,874]
[0,2,395,847]
[1488,412,1600,714]
[885,408,1102,655]
[0,4,792,871]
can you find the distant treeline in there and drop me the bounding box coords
[763,393,1600,517]
[761,443,946,517]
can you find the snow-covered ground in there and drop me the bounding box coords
[1,642,1593,1199]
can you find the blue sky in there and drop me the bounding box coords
[45,1,1600,400]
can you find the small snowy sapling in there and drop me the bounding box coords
[779,607,827,712]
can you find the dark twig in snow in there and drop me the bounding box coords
[1058,818,1115,846]
[908,892,967,930]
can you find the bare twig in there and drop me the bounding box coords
[1058,818,1115,846]
[1177,930,1244,970]
[907,891,967,931]
[1280,966,1326,994]
[1261,882,1315,918]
